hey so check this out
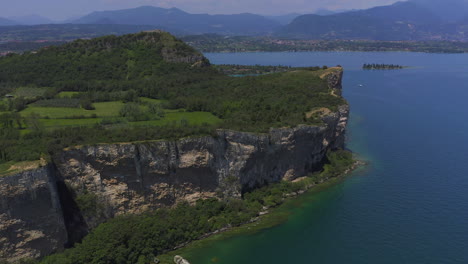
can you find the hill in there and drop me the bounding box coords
[0,31,344,166]
[0,30,210,88]
[73,6,281,36]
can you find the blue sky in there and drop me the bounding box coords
[2,0,401,20]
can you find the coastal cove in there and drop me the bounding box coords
[174,51,468,264]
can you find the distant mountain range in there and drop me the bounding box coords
[276,0,468,40]
[72,6,281,35]
[2,0,468,41]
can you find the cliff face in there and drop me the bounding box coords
[54,104,348,229]
[0,70,347,262]
[0,166,67,263]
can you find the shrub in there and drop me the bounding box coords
[119,103,149,122]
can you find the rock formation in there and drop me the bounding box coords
[0,70,347,263]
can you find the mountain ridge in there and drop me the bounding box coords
[73,5,281,36]
[275,1,468,40]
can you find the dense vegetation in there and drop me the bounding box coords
[0,31,344,168]
[34,150,354,264]
[362,64,405,70]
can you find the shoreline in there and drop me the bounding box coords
[158,158,367,263]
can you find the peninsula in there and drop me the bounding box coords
[0,31,351,263]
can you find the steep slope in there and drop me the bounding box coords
[0,165,68,262]
[74,6,281,35]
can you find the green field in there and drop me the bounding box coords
[17,96,220,129]
[20,101,126,118]
[56,91,82,98]
[39,111,220,129]
[40,118,103,128]
[14,87,49,98]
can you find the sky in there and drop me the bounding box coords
[2,0,401,21]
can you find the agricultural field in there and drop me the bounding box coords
[21,101,126,118]
[17,96,220,130]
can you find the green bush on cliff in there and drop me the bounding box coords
[75,192,100,217]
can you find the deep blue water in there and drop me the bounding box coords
[187,52,468,264]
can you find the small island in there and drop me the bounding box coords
[363,63,406,70]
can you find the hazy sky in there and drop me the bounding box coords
[2,0,401,20]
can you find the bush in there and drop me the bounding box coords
[80,98,95,110]
[148,103,165,119]
[119,103,149,122]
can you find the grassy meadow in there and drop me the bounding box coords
[16,96,220,130]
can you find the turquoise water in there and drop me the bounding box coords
[187,52,468,264]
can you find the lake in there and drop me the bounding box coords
[182,52,468,264]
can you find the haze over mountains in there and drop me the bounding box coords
[7,15,54,25]
[1,0,468,40]
[278,0,468,40]
[72,6,282,35]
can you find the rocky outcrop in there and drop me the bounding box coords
[161,47,210,67]
[174,255,191,264]
[326,68,344,95]
[0,166,67,263]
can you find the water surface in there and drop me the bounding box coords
[187,52,468,264]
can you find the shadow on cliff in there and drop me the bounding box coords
[51,163,90,248]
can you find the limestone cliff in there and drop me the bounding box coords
[0,166,67,262]
[0,70,348,263]
[54,104,348,230]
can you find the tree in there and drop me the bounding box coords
[148,103,165,119]
[25,113,43,133]
[80,98,95,110]
[119,103,148,122]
